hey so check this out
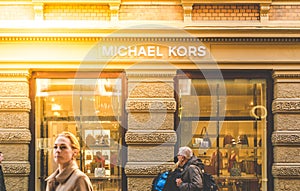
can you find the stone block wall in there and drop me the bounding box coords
[124,69,177,191]
[0,70,31,191]
[272,70,300,191]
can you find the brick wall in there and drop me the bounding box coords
[119,5,183,20]
[44,4,110,20]
[192,4,260,21]
[1,3,300,24]
[0,5,34,20]
[269,5,300,21]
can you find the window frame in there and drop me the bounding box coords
[174,69,274,191]
[29,71,128,191]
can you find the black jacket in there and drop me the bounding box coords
[0,165,6,191]
[178,156,204,191]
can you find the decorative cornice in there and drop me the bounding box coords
[181,0,271,4]
[2,162,31,175]
[126,99,176,112]
[272,99,300,113]
[272,73,300,79]
[0,98,31,112]
[260,3,271,17]
[125,131,177,144]
[1,36,300,43]
[272,164,300,177]
[272,131,300,145]
[0,129,31,143]
[32,0,120,3]
[0,71,31,80]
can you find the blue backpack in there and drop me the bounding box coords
[152,171,170,191]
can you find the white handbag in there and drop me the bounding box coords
[94,167,105,177]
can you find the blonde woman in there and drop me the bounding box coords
[46,131,93,191]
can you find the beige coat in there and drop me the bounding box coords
[46,161,93,191]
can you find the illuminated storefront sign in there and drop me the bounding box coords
[99,45,207,58]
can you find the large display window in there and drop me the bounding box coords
[34,73,124,191]
[177,71,271,191]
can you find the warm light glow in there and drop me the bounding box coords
[51,104,61,111]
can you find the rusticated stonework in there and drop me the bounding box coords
[2,162,30,191]
[127,145,175,162]
[126,69,177,191]
[125,131,176,144]
[274,178,300,191]
[126,162,175,190]
[272,164,300,177]
[128,113,174,130]
[125,162,175,176]
[274,114,300,131]
[127,177,154,191]
[128,82,174,98]
[0,129,31,143]
[274,147,300,163]
[272,131,300,145]
[2,162,30,174]
[126,99,176,112]
[0,112,29,129]
[274,83,300,99]
[0,82,29,97]
[0,144,29,161]
[0,70,31,191]
[272,100,300,113]
[5,176,28,191]
[272,70,300,191]
[0,98,31,111]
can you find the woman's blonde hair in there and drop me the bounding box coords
[57,131,80,151]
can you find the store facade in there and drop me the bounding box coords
[0,0,300,191]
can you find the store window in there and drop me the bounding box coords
[34,73,124,191]
[178,72,269,191]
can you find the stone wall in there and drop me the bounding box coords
[0,70,31,191]
[124,69,177,191]
[272,70,300,191]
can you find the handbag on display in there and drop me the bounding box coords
[209,150,223,175]
[199,126,212,149]
[237,134,249,146]
[86,134,96,146]
[223,134,234,147]
[94,167,106,177]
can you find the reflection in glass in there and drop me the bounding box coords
[179,78,267,191]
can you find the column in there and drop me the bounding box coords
[109,3,120,23]
[0,70,31,191]
[260,3,270,24]
[272,70,300,191]
[182,3,193,23]
[125,68,177,191]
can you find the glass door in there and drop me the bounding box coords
[35,75,124,191]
